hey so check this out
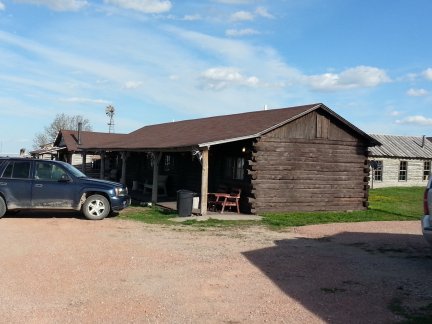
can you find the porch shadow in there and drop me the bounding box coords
[242,231,432,323]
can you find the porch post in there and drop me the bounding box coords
[152,152,162,203]
[120,152,128,185]
[100,152,105,179]
[81,151,87,174]
[200,147,209,216]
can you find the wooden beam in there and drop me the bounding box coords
[100,152,105,179]
[151,152,162,203]
[200,147,209,216]
[120,151,128,185]
[81,151,87,174]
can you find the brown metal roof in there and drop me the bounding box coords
[79,103,376,151]
[55,130,127,152]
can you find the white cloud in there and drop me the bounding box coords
[406,88,428,97]
[123,81,143,89]
[255,7,274,19]
[306,66,390,91]
[14,0,87,11]
[396,115,432,126]
[182,14,201,21]
[390,110,401,116]
[0,2,5,10]
[201,67,259,90]
[104,0,172,13]
[216,0,253,3]
[60,97,111,105]
[230,10,254,22]
[423,68,432,80]
[226,28,259,37]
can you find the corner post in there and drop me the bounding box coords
[200,147,209,216]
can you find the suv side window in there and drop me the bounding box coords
[1,161,31,179]
[35,162,67,181]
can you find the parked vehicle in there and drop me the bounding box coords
[422,177,432,244]
[0,158,130,220]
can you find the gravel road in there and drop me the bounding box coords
[1,212,431,323]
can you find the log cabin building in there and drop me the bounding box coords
[64,103,378,215]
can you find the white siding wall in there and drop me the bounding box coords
[71,153,100,167]
[369,157,430,188]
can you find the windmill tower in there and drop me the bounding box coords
[105,105,115,133]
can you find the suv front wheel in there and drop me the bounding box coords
[82,194,110,220]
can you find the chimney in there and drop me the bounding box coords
[422,135,426,148]
[77,122,82,145]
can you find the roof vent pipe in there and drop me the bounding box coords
[77,122,82,145]
[422,135,426,148]
[264,104,268,110]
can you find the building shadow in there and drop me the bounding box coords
[242,231,432,323]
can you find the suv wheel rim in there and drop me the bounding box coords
[88,199,105,216]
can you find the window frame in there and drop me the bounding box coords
[424,161,431,181]
[371,160,383,182]
[1,161,31,179]
[399,161,408,181]
[224,156,245,181]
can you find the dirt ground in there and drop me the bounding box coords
[1,212,431,323]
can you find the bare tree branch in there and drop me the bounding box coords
[33,113,92,149]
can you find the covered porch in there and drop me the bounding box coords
[84,138,255,216]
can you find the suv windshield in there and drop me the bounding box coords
[61,162,87,178]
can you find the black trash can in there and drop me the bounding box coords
[177,190,194,217]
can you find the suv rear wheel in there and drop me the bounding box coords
[0,197,5,218]
[82,194,110,220]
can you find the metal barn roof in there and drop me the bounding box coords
[369,134,432,159]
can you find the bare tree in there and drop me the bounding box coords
[33,113,92,149]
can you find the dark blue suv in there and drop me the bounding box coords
[0,158,130,220]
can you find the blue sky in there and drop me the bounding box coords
[0,0,431,154]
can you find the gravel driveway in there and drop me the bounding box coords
[1,212,431,323]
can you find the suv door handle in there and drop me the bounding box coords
[35,184,43,188]
[0,182,6,186]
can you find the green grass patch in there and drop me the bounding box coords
[262,186,424,228]
[119,187,425,229]
[118,206,177,225]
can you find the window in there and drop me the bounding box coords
[224,157,245,180]
[424,161,431,181]
[371,160,383,181]
[35,162,67,181]
[164,155,173,172]
[1,161,31,179]
[399,161,407,181]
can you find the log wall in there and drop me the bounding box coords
[250,111,370,213]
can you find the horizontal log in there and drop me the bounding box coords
[249,194,366,202]
[251,154,366,163]
[248,171,367,180]
[255,137,366,146]
[252,149,364,159]
[249,164,366,173]
[251,187,366,195]
[253,205,367,211]
[252,143,363,151]
[251,175,368,182]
